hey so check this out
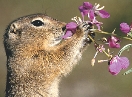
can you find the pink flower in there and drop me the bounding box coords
[79,2,110,21]
[107,36,120,48]
[96,44,105,52]
[62,22,77,39]
[120,22,131,34]
[109,55,129,75]
[78,2,109,30]
[79,2,93,20]
[91,18,103,30]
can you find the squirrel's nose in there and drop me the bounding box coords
[9,23,22,34]
[9,22,20,33]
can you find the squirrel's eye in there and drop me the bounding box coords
[31,20,44,27]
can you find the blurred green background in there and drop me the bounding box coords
[0,0,132,97]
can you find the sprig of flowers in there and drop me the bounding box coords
[63,1,132,75]
[78,2,110,30]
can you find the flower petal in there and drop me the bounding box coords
[78,6,85,21]
[79,2,92,17]
[88,10,95,20]
[79,6,89,15]
[83,2,93,9]
[120,23,131,34]
[62,31,73,39]
[97,10,110,18]
[78,5,84,12]
[91,18,103,30]
[66,22,77,30]
[108,36,120,48]
[82,9,89,16]
[109,56,122,75]
[109,60,122,75]
[119,57,129,69]
[62,22,77,39]
[109,56,129,75]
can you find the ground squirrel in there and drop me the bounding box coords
[4,13,94,97]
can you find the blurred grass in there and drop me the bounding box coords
[0,0,132,97]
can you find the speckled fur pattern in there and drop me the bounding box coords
[4,13,92,97]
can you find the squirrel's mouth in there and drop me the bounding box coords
[61,22,95,44]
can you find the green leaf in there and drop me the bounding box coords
[127,32,132,38]
[123,68,132,75]
[118,44,132,56]
[118,44,132,75]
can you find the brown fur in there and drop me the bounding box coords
[4,14,92,97]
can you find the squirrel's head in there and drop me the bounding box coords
[4,14,67,53]
[4,14,94,56]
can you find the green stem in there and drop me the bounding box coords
[90,29,132,41]
[88,35,111,58]
[87,34,97,44]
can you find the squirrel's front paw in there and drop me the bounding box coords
[78,21,93,33]
[78,21,95,44]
